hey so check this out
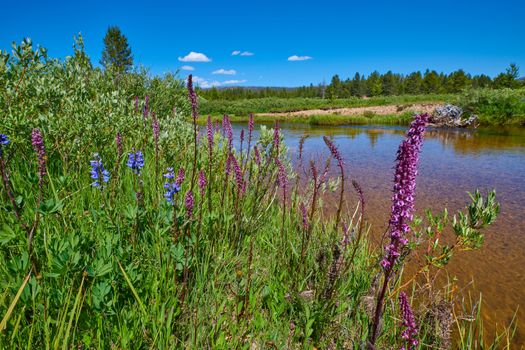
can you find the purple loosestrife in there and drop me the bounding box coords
[116,132,123,160]
[163,167,181,205]
[207,115,214,156]
[31,128,46,188]
[381,114,429,270]
[187,75,198,121]
[323,136,345,227]
[222,115,233,149]
[299,202,309,231]
[143,95,149,120]
[198,170,207,197]
[273,122,280,154]
[127,149,145,175]
[230,153,245,195]
[254,146,261,166]
[152,113,160,142]
[245,114,254,167]
[90,153,110,189]
[369,113,428,347]
[185,190,194,218]
[399,292,419,350]
[225,153,232,176]
[175,167,185,186]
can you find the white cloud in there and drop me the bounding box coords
[180,65,195,71]
[212,68,237,75]
[223,79,247,84]
[193,76,246,88]
[288,55,313,61]
[178,52,211,62]
[232,50,254,56]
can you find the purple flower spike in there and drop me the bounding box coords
[175,167,185,186]
[323,136,344,172]
[299,202,309,230]
[381,114,428,270]
[143,95,150,120]
[229,154,245,194]
[222,115,233,148]
[207,116,214,154]
[198,170,207,197]
[275,158,288,204]
[116,132,123,159]
[399,292,418,350]
[254,146,261,165]
[31,128,46,186]
[273,122,280,154]
[185,190,194,218]
[152,114,160,141]
[188,75,198,121]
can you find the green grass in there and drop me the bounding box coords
[199,94,452,116]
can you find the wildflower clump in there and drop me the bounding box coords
[89,153,110,189]
[164,167,181,205]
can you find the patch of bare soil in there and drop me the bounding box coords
[256,103,440,118]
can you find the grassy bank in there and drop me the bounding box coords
[201,112,415,126]
[0,40,517,348]
[199,94,452,116]
[200,88,525,126]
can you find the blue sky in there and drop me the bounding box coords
[1,0,523,87]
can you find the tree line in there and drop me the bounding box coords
[198,65,523,100]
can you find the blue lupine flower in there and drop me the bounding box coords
[127,149,144,174]
[0,134,9,156]
[90,153,110,189]
[163,167,180,205]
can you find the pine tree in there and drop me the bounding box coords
[100,26,133,74]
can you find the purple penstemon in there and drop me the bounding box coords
[90,153,110,189]
[399,292,418,350]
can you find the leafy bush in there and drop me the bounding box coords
[456,88,525,124]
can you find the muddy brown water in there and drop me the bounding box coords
[229,122,525,345]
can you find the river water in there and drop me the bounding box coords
[231,122,525,344]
